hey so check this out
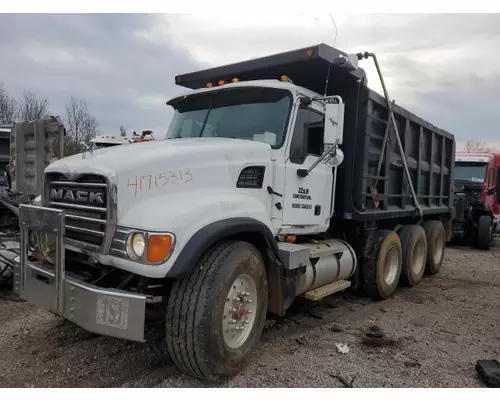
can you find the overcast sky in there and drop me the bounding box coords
[1,13,499,149]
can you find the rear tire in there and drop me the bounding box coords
[477,215,493,250]
[165,241,268,381]
[423,220,445,275]
[363,230,403,300]
[398,225,427,287]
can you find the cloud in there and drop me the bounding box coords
[0,13,206,134]
[1,13,500,148]
[162,13,500,145]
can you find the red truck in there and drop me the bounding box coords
[452,151,500,249]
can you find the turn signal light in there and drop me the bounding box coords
[306,48,313,57]
[147,235,173,263]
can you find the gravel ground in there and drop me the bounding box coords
[1,243,499,388]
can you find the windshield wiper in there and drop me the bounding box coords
[198,106,212,137]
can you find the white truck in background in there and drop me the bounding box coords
[15,44,456,381]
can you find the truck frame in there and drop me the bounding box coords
[14,44,455,381]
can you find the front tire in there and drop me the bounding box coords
[476,215,493,250]
[166,241,268,381]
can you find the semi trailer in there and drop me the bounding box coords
[15,43,455,381]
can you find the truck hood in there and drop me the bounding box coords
[46,137,272,176]
[46,137,274,221]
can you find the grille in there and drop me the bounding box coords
[46,173,108,247]
[237,166,265,189]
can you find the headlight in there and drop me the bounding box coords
[28,231,39,252]
[126,232,146,260]
[38,232,56,264]
[113,228,175,264]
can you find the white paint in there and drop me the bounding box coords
[455,155,491,163]
[46,80,344,278]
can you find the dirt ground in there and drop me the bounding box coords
[1,243,499,388]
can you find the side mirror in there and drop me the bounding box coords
[324,101,345,146]
[326,148,344,167]
[487,187,496,196]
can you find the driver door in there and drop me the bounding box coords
[281,103,333,229]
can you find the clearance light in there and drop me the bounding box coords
[280,75,289,82]
[306,48,313,57]
[232,77,239,83]
[218,80,225,86]
[206,82,213,88]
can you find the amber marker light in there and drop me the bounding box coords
[147,235,174,263]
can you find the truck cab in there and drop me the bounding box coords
[453,151,500,248]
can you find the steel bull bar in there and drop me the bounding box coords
[14,204,147,342]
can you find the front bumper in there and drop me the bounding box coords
[15,204,147,342]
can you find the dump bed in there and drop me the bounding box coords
[175,43,456,222]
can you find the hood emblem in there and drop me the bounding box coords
[50,188,105,205]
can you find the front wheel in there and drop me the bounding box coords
[165,241,268,381]
[477,215,493,250]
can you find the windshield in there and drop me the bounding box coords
[455,162,487,183]
[165,87,291,148]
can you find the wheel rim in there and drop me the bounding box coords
[222,274,258,349]
[433,232,444,265]
[412,238,426,276]
[383,245,399,286]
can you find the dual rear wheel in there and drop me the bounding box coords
[363,220,446,300]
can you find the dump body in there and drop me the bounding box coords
[176,43,456,222]
[338,89,456,221]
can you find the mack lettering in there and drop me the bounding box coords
[50,188,105,205]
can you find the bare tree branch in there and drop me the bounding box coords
[0,82,17,124]
[465,140,494,153]
[64,96,99,155]
[16,90,50,121]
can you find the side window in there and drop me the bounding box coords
[289,107,325,165]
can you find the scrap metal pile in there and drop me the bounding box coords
[0,186,34,286]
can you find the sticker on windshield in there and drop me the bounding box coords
[471,177,484,182]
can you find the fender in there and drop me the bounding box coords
[166,217,281,278]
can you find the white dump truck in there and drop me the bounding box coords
[15,44,455,381]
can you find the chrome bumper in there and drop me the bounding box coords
[15,204,147,342]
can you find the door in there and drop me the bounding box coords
[485,165,495,211]
[281,103,333,229]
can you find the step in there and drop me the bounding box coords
[303,280,352,301]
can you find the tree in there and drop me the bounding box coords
[16,90,49,121]
[465,140,492,152]
[0,82,16,124]
[64,96,99,155]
